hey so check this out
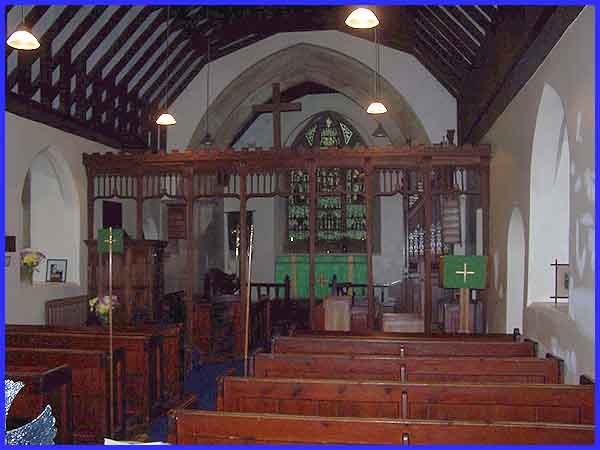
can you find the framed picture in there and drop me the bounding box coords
[46,259,67,283]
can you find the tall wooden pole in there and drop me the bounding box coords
[480,157,490,333]
[422,157,433,335]
[136,173,144,240]
[243,225,254,375]
[365,161,375,329]
[239,169,248,352]
[308,161,317,329]
[106,227,114,438]
[184,168,194,371]
[86,168,95,240]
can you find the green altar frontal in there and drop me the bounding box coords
[275,255,368,299]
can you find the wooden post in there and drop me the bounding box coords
[136,174,144,240]
[480,157,490,333]
[422,157,433,335]
[308,161,317,329]
[365,161,375,329]
[87,168,95,240]
[239,169,248,353]
[458,287,470,333]
[184,168,194,370]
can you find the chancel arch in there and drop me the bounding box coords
[188,43,430,149]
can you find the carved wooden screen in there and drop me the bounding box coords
[288,112,368,253]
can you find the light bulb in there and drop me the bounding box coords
[345,8,379,29]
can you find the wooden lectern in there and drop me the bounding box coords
[323,296,352,331]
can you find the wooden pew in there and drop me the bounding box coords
[253,352,562,384]
[7,323,185,412]
[167,410,594,444]
[6,364,74,444]
[6,347,126,444]
[6,327,159,426]
[218,376,594,424]
[273,335,536,357]
[293,329,523,340]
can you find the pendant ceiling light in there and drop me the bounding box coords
[7,6,40,50]
[200,36,213,147]
[372,122,387,138]
[345,7,379,29]
[156,7,176,126]
[367,28,387,115]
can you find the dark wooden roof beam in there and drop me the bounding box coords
[420,7,478,58]
[442,6,485,45]
[416,10,473,65]
[414,20,469,76]
[461,6,493,33]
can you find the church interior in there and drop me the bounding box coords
[4,4,595,445]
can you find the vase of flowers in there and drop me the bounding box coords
[89,295,119,326]
[20,249,46,284]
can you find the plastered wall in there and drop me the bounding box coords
[483,8,595,383]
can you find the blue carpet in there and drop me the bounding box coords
[148,358,244,442]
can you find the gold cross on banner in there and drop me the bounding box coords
[103,227,114,248]
[456,263,475,283]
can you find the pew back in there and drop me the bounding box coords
[6,329,158,425]
[219,376,593,424]
[6,347,126,444]
[253,353,562,384]
[273,335,536,357]
[167,410,594,444]
[6,364,73,444]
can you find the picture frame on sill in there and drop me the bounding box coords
[46,259,67,283]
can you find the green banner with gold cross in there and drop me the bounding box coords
[97,228,124,254]
[440,256,488,289]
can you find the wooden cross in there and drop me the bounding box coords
[253,83,301,150]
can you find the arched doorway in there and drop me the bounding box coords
[528,83,570,304]
[506,207,526,332]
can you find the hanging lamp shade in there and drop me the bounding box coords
[7,23,39,50]
[200,132,213,147]
[345,8,379,29]
[372,122,387,138]
[156,111,176,126]
[367,101,387,115]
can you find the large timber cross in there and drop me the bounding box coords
[253,83,302,149]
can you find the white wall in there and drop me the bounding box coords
[483,8,595,383]
[5,112,113,324]
[168,30,456,150]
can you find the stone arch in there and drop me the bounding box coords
[506,206,526,333]
[189,43,430,148]
[22,146,80,284]
[528,83,570,304]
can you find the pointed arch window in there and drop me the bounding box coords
[287,111,378,253]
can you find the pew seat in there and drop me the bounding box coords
[253,352,562,384]
[218,376,593,424]
[6,364,73,444]
[166,410,594,444]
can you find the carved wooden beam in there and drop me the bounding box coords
[458,6,584,144]
[6,91,145,149]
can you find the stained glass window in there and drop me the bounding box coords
[288,112,371,253]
